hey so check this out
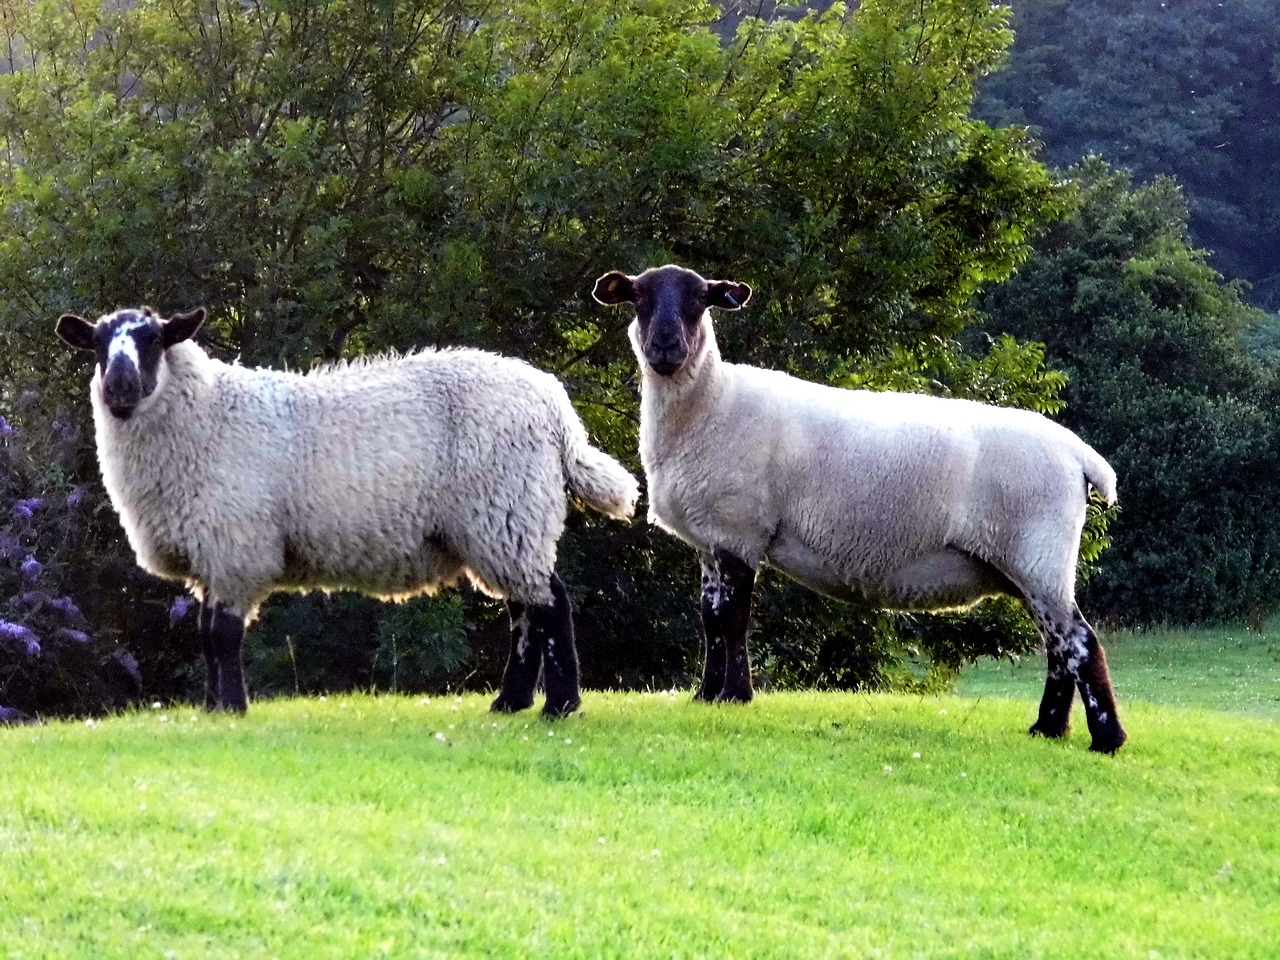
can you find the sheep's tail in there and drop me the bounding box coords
[1078,441,1118,506]
[557,403,639,521]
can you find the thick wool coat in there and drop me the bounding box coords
[91,341,637,618]
[633,317,1115,612]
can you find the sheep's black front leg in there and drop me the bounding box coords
[492,601,540,714]
[535,573,581,718]
[695,554,727,700]
[198,599,219,712]
[704,549,756,704]
[210,603,249,714]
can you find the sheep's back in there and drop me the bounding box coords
[668,364,1098,578]
[277,350,571,585]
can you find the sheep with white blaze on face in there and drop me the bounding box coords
[56,306,638,717]
[593,264,1126,753]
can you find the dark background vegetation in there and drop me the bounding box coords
[1,0,1276,716]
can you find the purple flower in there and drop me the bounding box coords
[0,620,34,642]
[12,498,45,524]
[66,484,91,507]
[0,531,20,559]
[18,591,50,609]
[114,650,141,684]
[169,595,195,626]
[0,415,12,437]
[49,596,83,619]
[21,555,42,583]
[58,628,91,644]
[24,637,40,657]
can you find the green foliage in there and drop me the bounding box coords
[2,679,1279,957]
[979,0,1280,308]
[980,158,1280,626]
[0,0,1077,710]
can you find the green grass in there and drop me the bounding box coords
[2,631,1278,959]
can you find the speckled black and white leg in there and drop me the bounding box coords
[198,599,219,712]
[492,573,581,717]
[1030,638,1075,739]
[694,555,728,700]
[699,549,757,704]
[211,603,249,714]
[492,601,539,714]
[535,574,580,718]
[1027,600,1126,754]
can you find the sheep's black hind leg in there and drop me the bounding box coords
[1071,609,1126,754]
[210,603,249,714]
[707,549,757,704]
[491,575,581,718]
[1027,600,1126,753]
[1030,640,1075,739]
[694,554,727,700]
[492,602,540,714]
[536,574,581,718]
[198,599,219,712]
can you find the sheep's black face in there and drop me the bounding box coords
[55,306,207,420]
[592,264,751,378]
[95,310,165,419]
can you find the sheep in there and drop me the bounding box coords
[593,264,1127,753]
[55,306,638,717]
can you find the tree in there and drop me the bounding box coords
[978,0,1280,308]
[979,157,1280,626]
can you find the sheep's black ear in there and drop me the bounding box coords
[707,280,751,311]
[592,271,636,306]
[163,307,206,347]
[56,314,96,352]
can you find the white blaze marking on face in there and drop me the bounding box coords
[107,316,151,370]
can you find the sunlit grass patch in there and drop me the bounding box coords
[2,676,1277,959]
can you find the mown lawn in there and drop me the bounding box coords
[1,629,1277,959]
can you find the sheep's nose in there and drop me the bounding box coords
[102,358,141,416]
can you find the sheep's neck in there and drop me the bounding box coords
[639,324,725,467]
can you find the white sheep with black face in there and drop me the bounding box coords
[594,264,1126,753]
[56,307,638,717]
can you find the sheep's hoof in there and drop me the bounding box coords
[1028,721,1069,740]
[1088,727,1128,755]
[541,697,581,719]
[490,694,534,714]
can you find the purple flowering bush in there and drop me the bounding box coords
[0,403,195,718]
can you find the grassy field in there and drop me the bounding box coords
[1,629,1277,959]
